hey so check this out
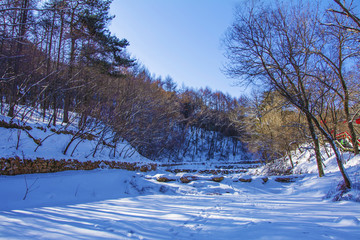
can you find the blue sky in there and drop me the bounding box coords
[109,0,247,97]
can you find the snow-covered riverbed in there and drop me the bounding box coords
[0,169,359,240]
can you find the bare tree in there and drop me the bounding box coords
[314,7,360,154]
[224,1,351,187]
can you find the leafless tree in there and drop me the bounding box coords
[314,6,360,154]
[224,1,351,187]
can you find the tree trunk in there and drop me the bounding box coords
[347,120,358,155]
[63,91,70,123]
[329,138,352,188]
[8,0,30,117]
[52,94,57,126]
[306,114,324,177]
[309,112,352,188]
[63,7,77,124]
[341,75,359,155]
[287,150,294,169]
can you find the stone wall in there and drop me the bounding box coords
[0,157,157,175]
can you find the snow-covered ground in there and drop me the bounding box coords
[0,106,360,239]
[1,169,360,240]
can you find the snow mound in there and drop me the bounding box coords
[334,216,360,226]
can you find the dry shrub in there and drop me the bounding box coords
[262,177,269,184]
[149,164,157,171]
[212,176,224,182]
[140,164,157,172]
[180,176,191,183]
[156,176,175,182]
[262,158,292,176]
[166,169,196,174]
[36,126,46,131]
[140,165,150,172]
[239,178,252,183]
[0,120,32,130]
[329,181,357,202]
[275,177,295,183]
[198,169,247,175]
[50,128,95,141]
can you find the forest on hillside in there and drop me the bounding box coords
[1,0,360,185]
[0,0,249,161]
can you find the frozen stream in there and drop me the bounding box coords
[0,169,359,240]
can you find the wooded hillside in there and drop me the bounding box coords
[0,0,249,161]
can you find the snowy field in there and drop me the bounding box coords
[0,106,360,239]
[0,168,360,240]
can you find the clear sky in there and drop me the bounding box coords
[109,0,247,97]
